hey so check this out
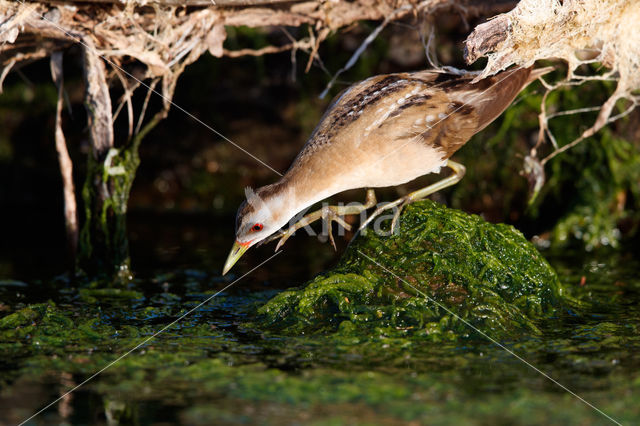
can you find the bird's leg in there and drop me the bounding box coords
[264,189,377,250]
[358,160,466,234]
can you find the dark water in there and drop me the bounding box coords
[0,216,638,425]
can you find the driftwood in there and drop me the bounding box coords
[463,0,640,197]
[463,14,509,65]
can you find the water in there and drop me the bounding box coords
[0,224,638,425]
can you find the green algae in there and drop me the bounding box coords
[78,287,144,303]
[0,219,638,424]
[79,100,169,280]
[1,248,640,424]
[259,201,568,340]
[548,131,640,250]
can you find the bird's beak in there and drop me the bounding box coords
[222,240,250,275]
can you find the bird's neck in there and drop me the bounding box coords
[265,169,337,228]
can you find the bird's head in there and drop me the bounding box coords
[223,185,291,274]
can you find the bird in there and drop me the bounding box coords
[223,65,551,275]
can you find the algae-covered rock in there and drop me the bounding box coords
[0,301,120,361]
[260,200,566,340]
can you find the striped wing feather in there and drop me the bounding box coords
[380,67,534,158]
[292,67,537,166]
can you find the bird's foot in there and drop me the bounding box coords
[266,206,351,252]
[264,189,377,250]
[320,207,353,251]
[357,196,407,235]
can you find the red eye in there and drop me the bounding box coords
[251,223,263,232]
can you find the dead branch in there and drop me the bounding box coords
[35,0,308,6]
[319,4,414,99]
[111,67,137,140]
[134,78,159,138]
[223,42,308,58]
[0,59,16,93]
[463,14,509,65]
[50,51,78,269]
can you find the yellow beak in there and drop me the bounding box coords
[222,240,250,275]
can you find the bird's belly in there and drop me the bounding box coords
[343,141,447,189]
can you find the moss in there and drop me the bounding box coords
[259,200,566,340]
[79,288,144,303]
[549,132,640,249]
[1,250,639,424]
[0,304,44,329]
[79,105,166,280]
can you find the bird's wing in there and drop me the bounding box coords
[289,74,416,166]
[374,67,534,157]
[373,85,481,158]
[290,67,535,168]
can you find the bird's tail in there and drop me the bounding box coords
[526,66,554,84]
[466,65,553,134]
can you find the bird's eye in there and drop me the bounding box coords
[251,223,263,232]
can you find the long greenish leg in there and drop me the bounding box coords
[357,159,466,234]
[264,189,377,250]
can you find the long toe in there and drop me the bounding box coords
[390,202,407,234]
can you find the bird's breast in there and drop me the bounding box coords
[354,138,447,188]
[309,132,447,193]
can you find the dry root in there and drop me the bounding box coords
[465,0,640,194]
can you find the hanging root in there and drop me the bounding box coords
[464,0,640,197]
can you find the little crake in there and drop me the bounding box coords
[223,66,550,274]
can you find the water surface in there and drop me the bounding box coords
[1,234,638,425]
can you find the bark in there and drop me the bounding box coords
[83,43,113,162]
[463,14,510,65]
